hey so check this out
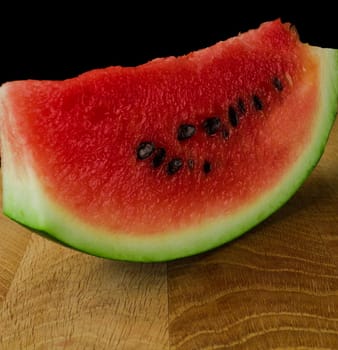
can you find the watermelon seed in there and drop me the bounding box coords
[187,159,195,170]
[202,117,221,135]
[253,95,263,110]
[222,128,230,139]
[228,106,238,127]
[137,142,155,160]
[203,160,212,174]
[238,98,246,114]
[167,158,183,175]
[177,124,196,140]
[272,76,283,91]
[152,148,166,168]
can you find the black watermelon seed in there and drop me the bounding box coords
[272,76,283,91]
[238,98,246,114]
[203,160,212,174]
[137,142,155,160]
[177,124,196,141]
[187,159,195,170]
[228,106,238,127]
[152,148,166,168]
[167,158,183,175]
[202,117,221,135]
[222,128,230,139]
[253,95,263,110]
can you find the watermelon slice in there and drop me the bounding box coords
[0,20,337,262]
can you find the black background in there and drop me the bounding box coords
[0,4,336,85]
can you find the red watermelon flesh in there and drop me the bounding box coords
[0,20,337,261]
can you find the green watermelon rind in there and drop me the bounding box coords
[1,47,338,262]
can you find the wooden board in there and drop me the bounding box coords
[1,123,338,349]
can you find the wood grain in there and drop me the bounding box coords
[0,236,168,349]
[315,122,338,266]
[0,125,337,349]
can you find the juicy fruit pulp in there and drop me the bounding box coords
[0,20,337,261]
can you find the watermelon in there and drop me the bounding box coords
[0,20,337,262]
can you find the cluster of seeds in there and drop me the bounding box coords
[136,76,283,176]
[136,142,185,175]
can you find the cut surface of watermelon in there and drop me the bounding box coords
[0,20,337,261]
